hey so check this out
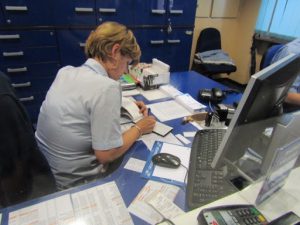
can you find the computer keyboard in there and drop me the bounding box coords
[186,129,238,209]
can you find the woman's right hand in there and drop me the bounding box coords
[136,116,156,134]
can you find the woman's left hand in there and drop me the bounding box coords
[135,101,148,116]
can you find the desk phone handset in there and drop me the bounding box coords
[199,88,225,103]
[197,204,268,225]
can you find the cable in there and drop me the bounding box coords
[180,163,189,193]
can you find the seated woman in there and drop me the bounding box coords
[35,22,156,190]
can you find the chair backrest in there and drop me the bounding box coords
[0,71,56,207]
[260,44,283,70]
[196,27,222,53]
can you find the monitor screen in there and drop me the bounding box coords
[211,53,300,180]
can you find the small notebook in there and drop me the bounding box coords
[153,121,173,137]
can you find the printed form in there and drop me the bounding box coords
[8,181,133,225]
[9,194,75,225]
[71,182,133,225]
[128,180,181,224]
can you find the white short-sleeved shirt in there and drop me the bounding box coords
[35,58,123,188]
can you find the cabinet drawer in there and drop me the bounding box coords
[52,0,96,25]
[58,30,91,66]
[1,1,53,25]
[134,0,167,25]
[12,77,55,97]
[0,30,57,48]
[1,62,60,83]
[165,29,193,71]
[20,92,47,123]
[168,0,197,26]
[96,0,134,25]
[134,28,166,63]
[0,10,4,25]
[0,47,59,65]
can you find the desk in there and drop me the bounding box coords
[161,166,300,224]
[0,71,241,225]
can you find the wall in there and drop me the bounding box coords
[190,0,261,84]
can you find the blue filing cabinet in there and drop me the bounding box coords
[52,0,96,26]
[0,30,60,122]
[57,29,91,67]
[134,27,193,72]
[96,0,135,25]
[0,0,53,25]
[52,0,135,26]
[134,0,168,25]
[168,0,197,26]
[0,10,4,24]
[134,0,196,26]
[0,0,196,122]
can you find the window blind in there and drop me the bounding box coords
[255,0,300,40]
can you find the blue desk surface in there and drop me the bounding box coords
[0,71,242,225]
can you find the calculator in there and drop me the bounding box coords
[197,204,268,225]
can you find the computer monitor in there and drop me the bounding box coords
[211,53,300,181]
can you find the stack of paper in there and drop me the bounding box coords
[175,93,206,113]
[159,84,206,113]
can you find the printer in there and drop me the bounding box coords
[129,58,170,90]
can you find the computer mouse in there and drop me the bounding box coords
[151,153,181,168]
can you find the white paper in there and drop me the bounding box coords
[152,143,190,184]
[175,134,191,145]
[140,132,183,150]
[9,194,75,225]
[175,93,206,113]
[183,131,197,138]
[159,84,183,98]
[147,100,191,122]
[124,157,146,173]
[147,192,184,220]
[71,181,133,225]
[128,180,180,224]
[153,121,173,136]
[140,88,169,101]
[122,89,141,97]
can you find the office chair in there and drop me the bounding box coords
[259,44,283,70]
[0,72,56,208]
[192,27,237,77]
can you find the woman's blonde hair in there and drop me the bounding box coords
[85,22,141,65]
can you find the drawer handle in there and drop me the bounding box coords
[75,7,93,13]
[79,42,86,47]
[151,9,166,14]
[19,96,34,102]
[167,39,181,44]
[150,40,164,44]
[170,9,183,14]
[185,30,193,35]
[7,67,28,73]
[99,8,116,13]
[5,6,28,11]
[12,82,31,88]
[3,51,24,57]
[0,34,20,40]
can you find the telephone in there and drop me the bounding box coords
[197,204,268,225]
[199,88,225,103]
